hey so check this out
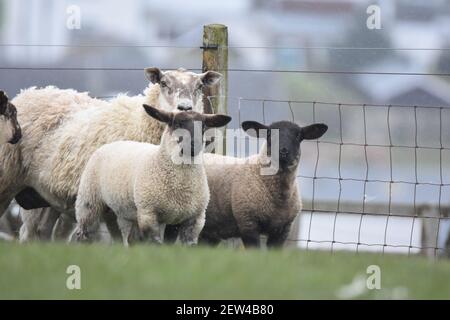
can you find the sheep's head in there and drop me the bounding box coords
[0,91,21,144]
[144,67,221,113]
[242,120,328,172]
[143,104,231,162]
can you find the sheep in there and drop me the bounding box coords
[71,105,231,246]
[164,120,328,248]
[0,68,222,242]
[0,91,21,145]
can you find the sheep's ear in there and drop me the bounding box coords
[0,91,7,113]
[143,104,172,123]
[301,123,328,140]
[203,114,231,128]
[242,121,268,138]
[200,71,222,87]
[144,67,164,84]
[0,91,7,104]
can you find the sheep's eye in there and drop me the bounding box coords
[160,81,168,88]
[196,84,204,91]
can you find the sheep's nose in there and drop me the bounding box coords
[280,148,289,157]
[177,102,192,111]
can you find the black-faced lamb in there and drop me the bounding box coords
[71,105,231,246]
[165,120,328,248]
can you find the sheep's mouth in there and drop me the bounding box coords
[8,130,22,144]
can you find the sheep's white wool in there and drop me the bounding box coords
[74,129,210,246]
[1,84,167,214]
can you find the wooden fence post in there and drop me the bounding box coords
[202,24,228,154]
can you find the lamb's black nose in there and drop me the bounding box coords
[177,102,192,111]
[280,147,289,158]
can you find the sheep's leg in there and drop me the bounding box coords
[137,210,162,244]
[116,217,135,247]
[164,224,180,244]
[198,234,221,246]
[178,212,206,246]
[102,209,123,243]
[0,189,18,218]
[71,201,103,243]
[241,232,261,248]
[235,219,261,248]
[19,207,60,242]
[266,224,291,249]
[53,213,76,241]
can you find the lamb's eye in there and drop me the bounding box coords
[160,81,168,88]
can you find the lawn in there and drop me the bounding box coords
[0,242,449,299]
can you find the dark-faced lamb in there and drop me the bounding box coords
[165,120,328,248]
[71,105,231,246]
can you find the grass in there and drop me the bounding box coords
[0,242,449,299]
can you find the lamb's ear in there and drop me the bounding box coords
[242,121,268,138]
[200,71,222,87]
[301,123,328,140]
[203,114,232,128]
[143,104,172,123]
[144,67,164,84]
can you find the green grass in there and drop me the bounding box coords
[0,242,449,299]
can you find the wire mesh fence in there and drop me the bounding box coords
[221,97,450,258]
[1,42,450,257]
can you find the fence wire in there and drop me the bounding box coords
[1,40,449,256]
[233,97,449,258]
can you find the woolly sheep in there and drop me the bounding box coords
[0,91,21,145]
[0,68,222,241]
[165,120,328,248]
[71,105,231,246]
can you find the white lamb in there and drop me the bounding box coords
[71,105,231,246]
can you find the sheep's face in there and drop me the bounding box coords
[145,67,222,113]
[143,104,231,162]
[0,91,21,144]
[242,120,328,172]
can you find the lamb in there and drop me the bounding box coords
[0,91,21,145]
[71,105,231,246]
[0,68,222,242]
[165,120,328,248]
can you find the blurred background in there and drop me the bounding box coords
[0,0,449,256]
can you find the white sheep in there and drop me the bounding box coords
[71,105,231,246]
[0,68,222,241]
[165,120,328,248]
